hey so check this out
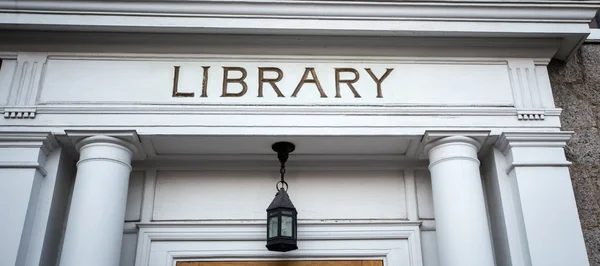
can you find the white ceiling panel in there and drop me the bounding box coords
[147,135,417,156]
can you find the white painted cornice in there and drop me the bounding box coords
[0,132,58,175]
[495,131,573,173]
[0,0,598,59]
[0,0,596,20]
[0,132,58,155]
[495,131,572,155]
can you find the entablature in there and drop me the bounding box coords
[0,0,598,59]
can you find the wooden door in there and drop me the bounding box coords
[178,260,383,266]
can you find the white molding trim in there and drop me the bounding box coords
[124,222,138,234]
[0,52,17,59]
[0,161,47,176]
[45,53,518,62]
[166,250,389,266]
[1,1,596,22]
[505,161,573,174]
[132,155,428,171]
[134,220,424,266]
[35,104,532,116]
[586,29,600,43]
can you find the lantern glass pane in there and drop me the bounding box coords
[268,216,278,238]
[281,216,293,237]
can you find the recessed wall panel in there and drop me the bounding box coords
[0,59,16,105]
[40,57,513,106]
[416,170,435,219]
[152,170,407,220]
[125,171,144,222]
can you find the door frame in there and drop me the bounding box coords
[134,220,423,266]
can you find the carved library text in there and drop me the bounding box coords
[172,66,395,99]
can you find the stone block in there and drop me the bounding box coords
[548,51,583,84]
[582,45,600,84]
[566,127,600,166]
[584,228,600,266]
[571,83,600,107]
[571,165,600,228]
[553,83,596,130]
[598,107,600,131]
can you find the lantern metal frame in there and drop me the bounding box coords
[266,141,298,252]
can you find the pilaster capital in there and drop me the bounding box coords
[0,131,58,176]
[0,131,58,155]
[494,131,573,174]
[65,130,146,160]
[495,131,572,155]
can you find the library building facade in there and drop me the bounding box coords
[1,1,600,266]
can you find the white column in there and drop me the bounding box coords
[59,136,136,266]
[425,136,495,266]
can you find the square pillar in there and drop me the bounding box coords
[0,132,57,266]
[495,132,589,266]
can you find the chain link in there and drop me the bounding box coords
[280,162,286,183]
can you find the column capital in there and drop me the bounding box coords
[65,130,146,160]
[419,130,490,158]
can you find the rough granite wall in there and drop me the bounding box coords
[549,44,600,266]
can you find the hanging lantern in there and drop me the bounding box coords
[266,141,298,252]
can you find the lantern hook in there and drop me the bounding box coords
[276,180,289,191]
[272,141,295,191]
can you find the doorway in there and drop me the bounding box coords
[177,261,383,266]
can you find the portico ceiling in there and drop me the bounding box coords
[128,134,427,169]
[145,135,418,156]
